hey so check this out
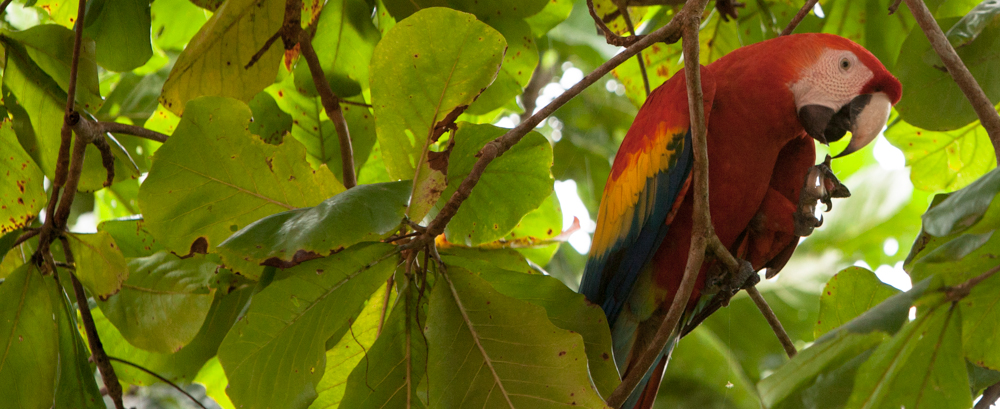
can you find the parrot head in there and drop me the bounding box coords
[787,34,902,157]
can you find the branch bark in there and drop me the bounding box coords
[63,239,125,409]
[904,0,1000,159]
[606,3,711,406]
[100,121,169,143]
[976,382,1000,409]
[780,0,819,36]
[747,286,797,357]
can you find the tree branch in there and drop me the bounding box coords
[409,0,699,251]
[606,3,711,406]
[99,121,169,143]
[586,0,645,47]
[780,0,819,36]
[747,286,797,357]
[62,238,125,409]
[976,382,1000,409]
[904,0,1000,159]
[107,357,208,409]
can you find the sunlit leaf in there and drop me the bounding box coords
[425,266,608,408]
[159,0,284,115]
[218,243,397,409]
[1,24,102,110]
[294,0,380,98]
[0,121,45,235]
[83,0,153,71]
[138,97,343,262]
[65,231,129,299]
[150,0,211,50]
[815,267,901,338]
[885,119,997,192]
[370,7,506,179]
[959,269,1000,370]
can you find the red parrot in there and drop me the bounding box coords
[579,33,902,408]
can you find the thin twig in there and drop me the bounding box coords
[975,382,1000,409]
[297,30,357,189]
[107,357,208,409]
[99,121,169,143]
[62,239,125,409]
[606,3,711,406]
[586,0,646,47]
[747,286,797,357]
[904,0,1000,159]
[780,0,819,36]
[410,0,696,251]
[620,6,651,96]
[11,228,39,248]
[888,0,904,15]
[0,0,13,17]
[340,99,373,108]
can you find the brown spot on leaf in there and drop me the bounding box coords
[262,249,324,269]
[602,352,610,360]
[558,351,566,356]
[177,237,209,259]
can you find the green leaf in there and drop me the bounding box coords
[846,304,971,409]
[97,252,217,353]
[338,279,428,409]
[3,32,136,192]
[658,327,761,409]
[443,253,621,398]
[138,96,343,260]
[310,282,391,408]
[194,357,236,409]
[249,91,292,144]
[370,7,506,179]
[150,0,211,51]
[885,119,997,192]
[0,264,59,408]
[909,230,1000,285]
[959,270,1000,370]
[920,166,1000,237]
[816,278,934,344]
[1,24,102,110]
[218,243,397,409]
[159,0,284,115]
[36,0,80,27]
[217,181,410,275]
[97,217,165,258]
[758,331,885,408]
[92,286,252,386]
[893,15,1000,131]
[467,18,538,115]
[444,123,554,246]
[0,121,46,235]
[84,0,153,71]
[52,276,104,408]
[425,266,608,408]
[293,0,380,98]
[944,0,1000,47]
[524,0,573,36]
[507,192,563,266]
[822,0,916,68]
[381,0,549,21]
[65,231,129,300]
[815,267,902,338]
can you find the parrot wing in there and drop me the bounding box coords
[579,67,716,325]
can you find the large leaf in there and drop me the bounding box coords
[217,181,410,275]
[293,0,380,98]
[97,217,165,258]
[885,119,997,192]
[65,231,129,300]
[96,252,217,353]
[310,283,392,408]
[338,278,427,409]
[83,0,153,71]
[443,123,554,246]
[1,24,102,110]
[370,7,506,179]
[2,32,136,192]
[91,286,253,386]
[218,243,397,409]
[815,267,901,338]
[159,0,284,115]
[138,96,343,262]
[442,249,620,397]
[960,270,1000,370]
[425,266,608,408]
[0,121,45,235]
[150,0,211,51]
[919,166,1000,237]
[893,15,1000,131]
[0,264,59,408]
[846,304,971,409]
[381,0,549,21]
[466,18,539,115]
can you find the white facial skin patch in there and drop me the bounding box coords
[788,48,875,112]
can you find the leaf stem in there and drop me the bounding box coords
[99,121,170,143]
[903,0,1000,160]
[107,357,208,409]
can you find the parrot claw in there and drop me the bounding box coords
[795,155,850,236]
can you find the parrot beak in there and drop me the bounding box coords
[797,92,893,158]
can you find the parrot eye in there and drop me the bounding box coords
[840,58,852,71]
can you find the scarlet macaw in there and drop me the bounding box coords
[579,33,902,408]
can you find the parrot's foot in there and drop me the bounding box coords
[795,155,851,236]
[704,258,757,307]
[716,0,745,22]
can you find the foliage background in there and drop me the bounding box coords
[0,0,999,408]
